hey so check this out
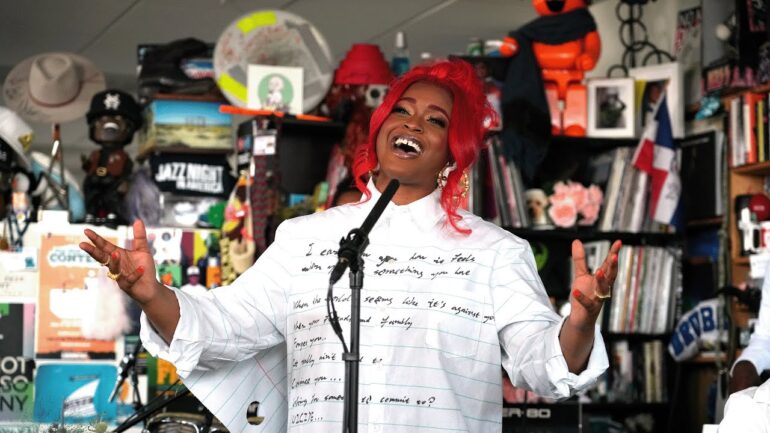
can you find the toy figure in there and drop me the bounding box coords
[81,90,143,225]
[502,0,600,136]
[7,172,32,248]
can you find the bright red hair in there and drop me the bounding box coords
[351,59,495,234]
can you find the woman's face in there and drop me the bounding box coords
[374,81,452,195]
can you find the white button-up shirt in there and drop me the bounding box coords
[733,265,770,375]
[141,183,608,433]
[720,379,770,432]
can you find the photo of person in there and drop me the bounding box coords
[587,77,635,138]
[640,79,668,129]
[596,86,627,129]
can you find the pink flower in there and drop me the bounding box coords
[549,181,571,206]
[566,181,588,210]
[548,198,578,227]
[585,184,604,207]
[578,201,601,225]
[545,181,603,228]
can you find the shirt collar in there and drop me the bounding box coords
[360,178,445,232]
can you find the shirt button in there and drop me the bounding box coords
[372,424,383,433]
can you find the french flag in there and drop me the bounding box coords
[632,93,683,229]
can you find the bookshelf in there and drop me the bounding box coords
[492,134,682,432]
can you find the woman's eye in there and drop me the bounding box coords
[392,106,409,115]
[429,117,447,128]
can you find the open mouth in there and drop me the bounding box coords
[546,0,565,13]
[104,121,120,132]
[391,135,423,158]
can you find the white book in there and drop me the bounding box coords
[600,148,629,231]
[656,250,676,334]
[629,171,649,233]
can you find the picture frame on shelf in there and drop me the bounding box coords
[587,77,636,138]
[629,62,685,138]
[247,64,304,114]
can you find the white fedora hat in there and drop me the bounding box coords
[3,52,106,123]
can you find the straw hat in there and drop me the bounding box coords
[3,52,106,123]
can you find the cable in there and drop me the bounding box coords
[327,283,349,353]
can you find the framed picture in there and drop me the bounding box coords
[247,64,304,114]
[587,77,636,138]
[629,62,685,138]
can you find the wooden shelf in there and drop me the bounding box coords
[507,227,682,245]
[686,216,723,228]
[503,401,668,411]
[137,145,232,161]
[732,161,770,176]
[685,353,728,364]
[551,135,639,150]
[733,256,750,265]
[603,332,671,341]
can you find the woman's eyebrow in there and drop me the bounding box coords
[397,97,450,118]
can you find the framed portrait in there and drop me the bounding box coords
[247,64,304,114]
[629,62,685,138]
[587,77,636,138]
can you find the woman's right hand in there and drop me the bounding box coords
[79,219,160,305]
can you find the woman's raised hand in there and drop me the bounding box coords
[568,239,622,328]
[79,219,160,304]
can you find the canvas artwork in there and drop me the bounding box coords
[247,64,304,114]
[629,62,685,138]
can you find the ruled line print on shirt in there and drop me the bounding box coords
[287,300,490,323]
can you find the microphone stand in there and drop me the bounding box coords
[340,233,366,433]
[329,179,400,433]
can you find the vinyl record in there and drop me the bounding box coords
[213,10,334,112]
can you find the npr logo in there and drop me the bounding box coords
[502,407,552,419]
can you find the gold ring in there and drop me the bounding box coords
[100,256,110,266]
[594,285,612,299]
[107,269,121,281]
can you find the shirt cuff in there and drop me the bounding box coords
[544,316,609,399]
[140,288,204,378]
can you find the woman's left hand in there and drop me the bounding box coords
[568,239,622,330]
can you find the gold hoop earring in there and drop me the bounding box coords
[459,171,470,198]
[436,163,456,189]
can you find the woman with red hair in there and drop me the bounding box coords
[81,59,619,433]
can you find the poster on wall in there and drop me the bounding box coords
[247,64,304,114]
[36,232,119,360]
[0,303,36,421]
[146,356,199,412]
[0,248,38,302]
[33,364,117,423]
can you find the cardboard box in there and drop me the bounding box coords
[139,99,233,154]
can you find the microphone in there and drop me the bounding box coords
[329,179,400,285]
[109,341,143,402]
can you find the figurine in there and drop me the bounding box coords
[502,0,601,136]
[81,90,143,225]
[7,172,32,248]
